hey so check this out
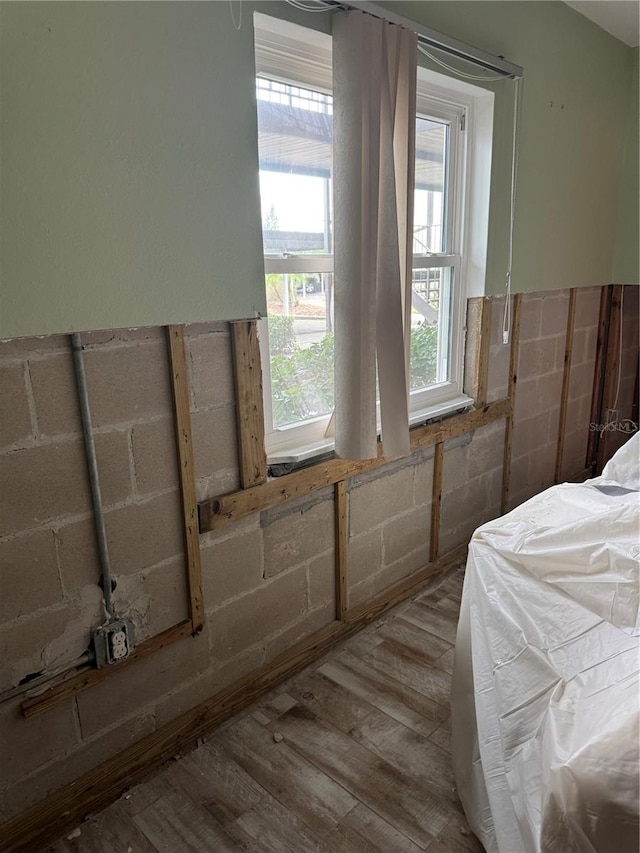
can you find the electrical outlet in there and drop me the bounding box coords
[92,619,135,668]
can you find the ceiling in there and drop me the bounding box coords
[564,1,639,47]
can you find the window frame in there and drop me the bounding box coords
[254,14,494,462]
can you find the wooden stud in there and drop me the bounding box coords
[166,326,205,633]
[199,397,510,533]
[334,480,348,620]
[555,288,577,482]
[230,320,267,489]
[21,620,193,720]
[597,285,624,472]
[429,442,444,563]
[476,298,492,408]
[501,293,522,514]
[586,286,610,473]
[4,545,466,853]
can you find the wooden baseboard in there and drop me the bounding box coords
[1,545,467,853]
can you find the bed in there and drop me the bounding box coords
[451,434,640,853]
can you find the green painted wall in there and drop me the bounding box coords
[1,1,636,338]
[387,1,637,295]
[612,48,639,284]
[0,2,267,338]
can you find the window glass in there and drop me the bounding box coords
[257,76,334,436]
[410,113,455,397]
[413,117,448,255]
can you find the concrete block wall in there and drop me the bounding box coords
[0,286,625,825]
[347,450,435,609]
[0,328,191,819]
[509,290,571,508]
[439,420,505,554]
[0,329,187,693]
[562,287,601,479]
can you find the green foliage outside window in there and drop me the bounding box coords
[268,316,439,428]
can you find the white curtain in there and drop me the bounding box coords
[333,11,417,460]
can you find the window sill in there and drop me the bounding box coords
[266,394,474,466]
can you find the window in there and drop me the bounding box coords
[254,14,494,461]
[409,92,465,418]
[255,15,335,461]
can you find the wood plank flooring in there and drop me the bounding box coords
[47,564,483,853]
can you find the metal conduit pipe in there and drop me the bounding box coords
[71,333,115,619]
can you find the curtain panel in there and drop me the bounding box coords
[333,10,417,461]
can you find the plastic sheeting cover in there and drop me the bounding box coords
[452,434,640,853]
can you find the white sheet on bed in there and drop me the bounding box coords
[452,434,640,853]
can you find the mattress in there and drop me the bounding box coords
[451,434,640,853]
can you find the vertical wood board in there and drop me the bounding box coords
[230,320,267,489]
[167,325,205,632]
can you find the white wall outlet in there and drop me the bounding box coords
[92,619,135,668]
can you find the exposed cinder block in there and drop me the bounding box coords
[105,490,183,576]
[568,360,596,402]
[513,374,542,423]
[349,465,414,536]
[208,567,308,661]
[307,550,335,611]
[191,406,238,486]
[466,421,506,481]
[0,335,68,359]
[131,418,179,496]
[574,287,602,329]
[518,296,542,343]
[508,453,530,500]
[29,352,80,437]
[511,411,550,459]
[81,340,172,428]
[94,430,134,507]
[564,393,591,438]
[0,440,90,537]
[346,528,383,588]
[142,557,190,637]
[572,325,598,367]
[348,543,428,610]
[0,529,61,622]
[535,370,564,414]
[262,500,334,578]
[518,336,561,379]
[187,331,235,411]
[76,628,210,737]
[413,456,434,507]
[82,328,165,346]
[0,605,75,691]
[264,603,334,663]
[527,441,557,495]
[441,435,472,495]
[154,645,264,729]
[0,713,155,822]
[0,698,78,791]
[111,556,189,643]
[0,364,32,447]
[383,507,430,567]
[540,293,569,337]
[55,515,100,593]
[202,525,263,606]
[441,476,488,535]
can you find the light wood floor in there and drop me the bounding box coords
[48,564,483,853]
